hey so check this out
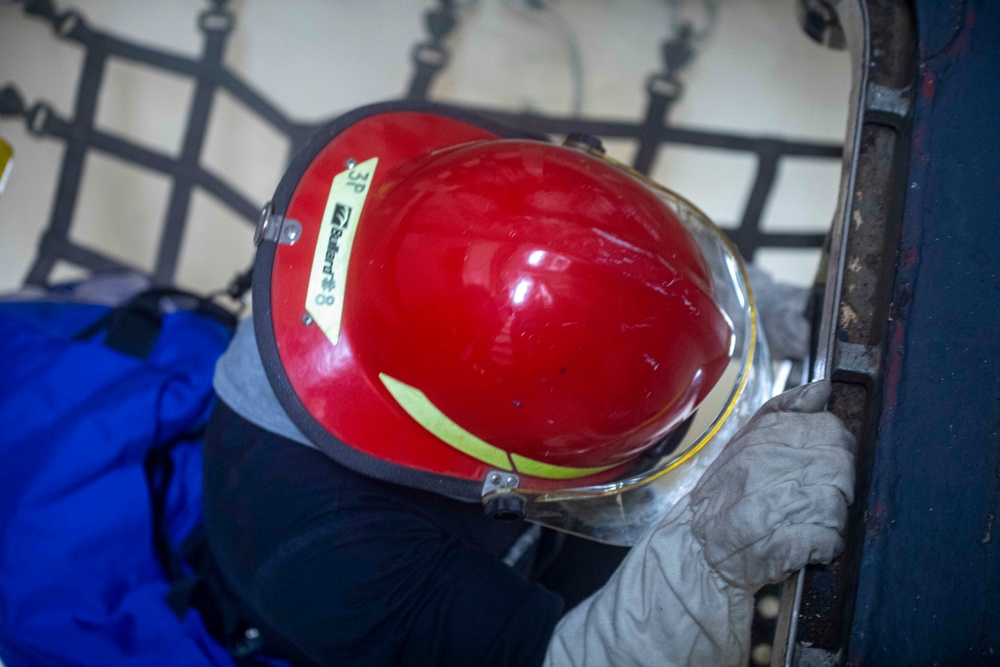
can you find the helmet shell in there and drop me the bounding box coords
[258,105,734,493]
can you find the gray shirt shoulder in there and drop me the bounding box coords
[213,317,312,447]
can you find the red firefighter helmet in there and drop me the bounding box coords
[253,102,734,505]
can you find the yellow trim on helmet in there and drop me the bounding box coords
[379,373,616,480]
[380,373,513,472]
[510,453,614,480]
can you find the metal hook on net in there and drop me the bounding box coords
[198,5,234,35]
[651,0,721,107]
[18,0,87,39]
[55,10,83,38]
[662,23,696,75]
[27,103,53,136]
[412,43,450,69]
[19,0,58,25]
[0,87,57,138]
[664,0,720,44]
[646,74,685,103]
[0,86,28,120]
[425,1,458,42]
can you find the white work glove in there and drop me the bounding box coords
[543,380,854,667]
[746,264,811,360]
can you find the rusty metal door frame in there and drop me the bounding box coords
[773,0,917,664]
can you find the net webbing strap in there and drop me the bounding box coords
[1,0,840,288]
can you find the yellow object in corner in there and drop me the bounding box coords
[0,138,13,196]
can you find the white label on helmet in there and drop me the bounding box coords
[306,156,378,346]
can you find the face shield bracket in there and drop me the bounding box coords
[482,470,520,495]
[482,471,524,521]
[254,200,302,248]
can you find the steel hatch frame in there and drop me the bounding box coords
[773,0,918,663]
[775,0,1000,663]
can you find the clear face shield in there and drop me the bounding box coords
[484,161,773,546]
[256,108,772,548]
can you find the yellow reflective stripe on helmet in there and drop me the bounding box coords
[379,373,616,480]
[509,453,614,480]
[379,373,513,472]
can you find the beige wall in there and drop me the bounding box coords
[0,0,850,294]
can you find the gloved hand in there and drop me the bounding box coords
[690,380,855,590]
[745,263,811,360]
[543,381,855,667]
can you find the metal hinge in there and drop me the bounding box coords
[254,200,302,247]
[482,470,520,496]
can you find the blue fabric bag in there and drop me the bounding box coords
[0,291,238,667]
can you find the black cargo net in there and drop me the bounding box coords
[0,0,841,288]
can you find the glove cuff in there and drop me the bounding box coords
[544,498,753,667]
